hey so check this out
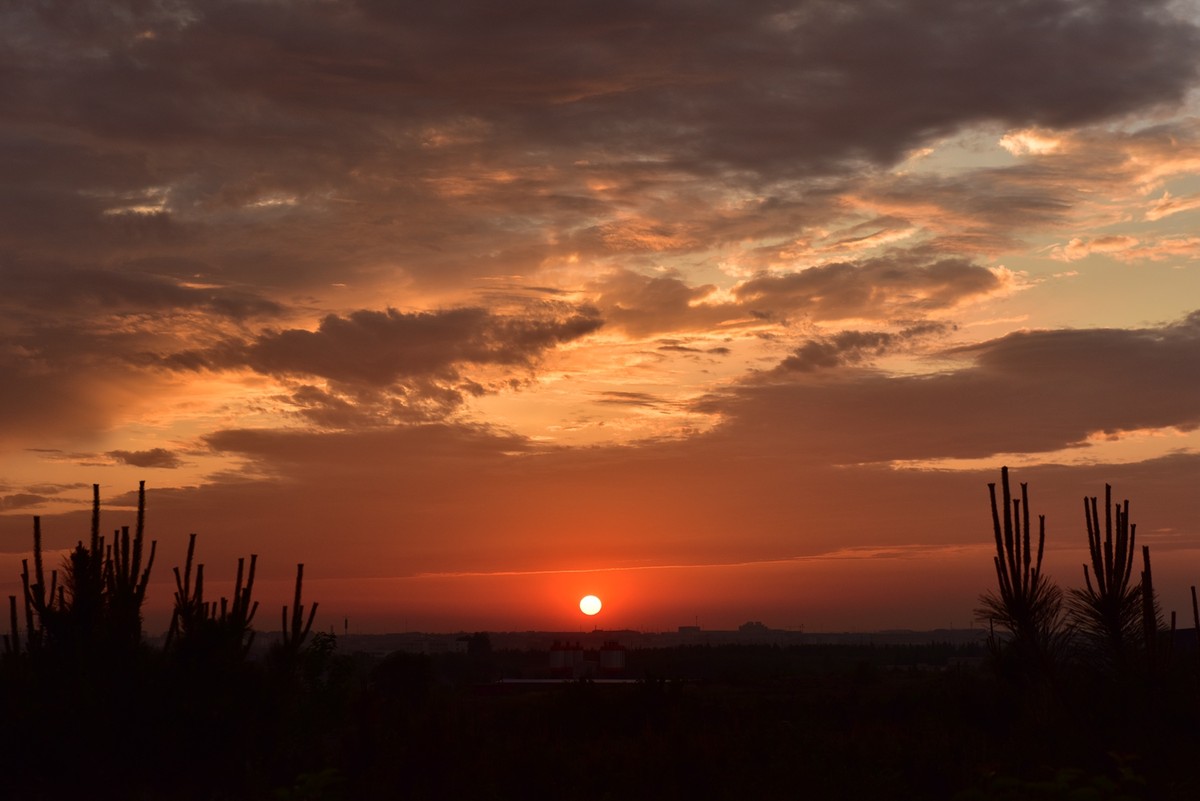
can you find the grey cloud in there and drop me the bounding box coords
[0,307,202,444]
[596,391,670,409]
[6,422,1197,596]
[0,262,283,320]
[590,270,724,336]
[287,380,484,427]
[736,257,1003,321]
[588,256,1004,337]
[699,312,1200,463]
[656,339,733,356]
[779,324,950,372]
[21,482,91,495]
[107,448,183,469]
[1,0,1194,304]
[2,0,1197,454]
[204,421,532,466]
[287,385,379,430]
[780,332,897,373]
[0,493,49,511]
[347,0,1200,173]
[170,305,602,387]
[862,173,1077,255]
[852,122,1200,256]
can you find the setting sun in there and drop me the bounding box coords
[579,595,602,616]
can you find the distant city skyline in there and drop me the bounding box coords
[3,1,1200,633]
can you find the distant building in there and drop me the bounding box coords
[549,640,586,677]
[599,641,626,675]
[549,639,627,678]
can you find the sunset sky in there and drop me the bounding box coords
[3,0,1200,634]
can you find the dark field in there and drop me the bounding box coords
[5,638,1199,800]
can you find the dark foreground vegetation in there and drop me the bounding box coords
[2,471,1199,800]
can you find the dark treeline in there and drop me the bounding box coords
[2,474,1199,799]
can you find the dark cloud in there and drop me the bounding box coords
[0,493,49,511]
[588,255,1004,337]
[107,448,183,469]
[175,422,964,572]
[175,305,602,387]
[0,256,283,443]
[596,391,670,409]
[656,339,733,356]
[60,417,1200,579]
[736,257,1004,322]
[780,332,900,373]
[287,380,485,427]
[858,172,1078,255]
[589,270,724,336]
[204,422,532,471]
[287,385,381,429]
[850,121,1200,256]
[346,0,1200,173]
[22,482,91,496]
[1,0,1194,303]
[779,323,950,372]
[700,312,1200,463]
[122,304,605,427]
[0,262,283,320]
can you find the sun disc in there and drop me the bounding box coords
[579,594,602,615]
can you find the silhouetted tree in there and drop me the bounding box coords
[276,562,319,664]
[104,481,157,651]
[977,467,1067,683]
[1192,586,1200,664]
[1139,545,1164,673]
[3,595,19,658]
[1067,484,1142,676]
[165,532,259,665]
[15,483,156,660]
